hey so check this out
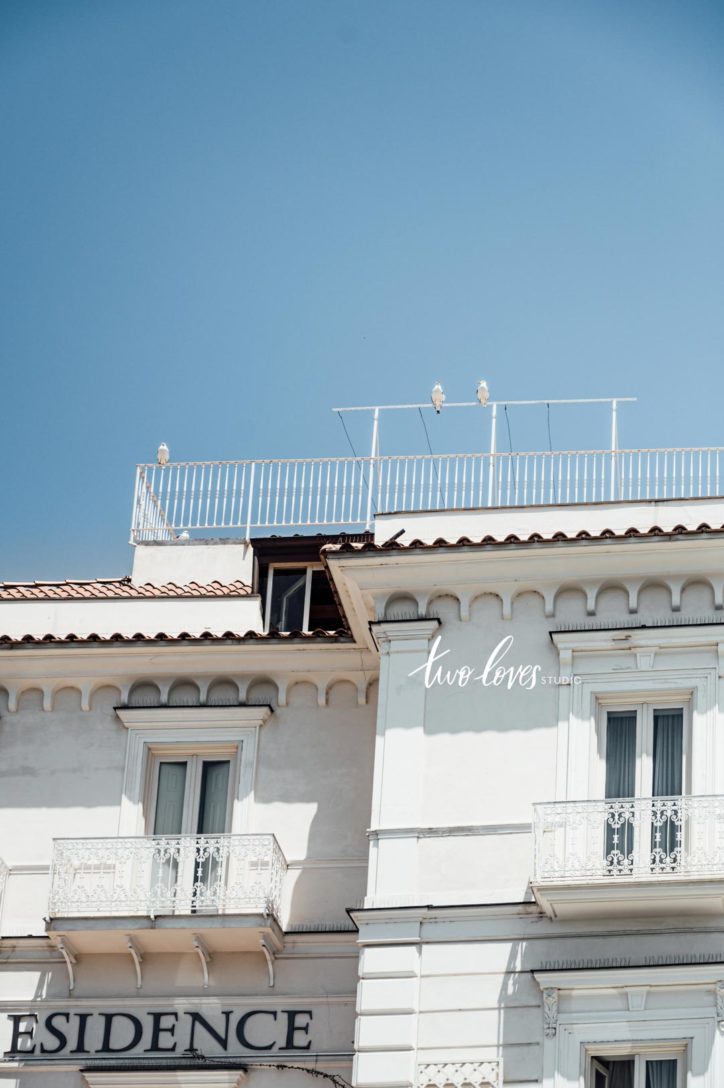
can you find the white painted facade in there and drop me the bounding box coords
[3,485,724,1088]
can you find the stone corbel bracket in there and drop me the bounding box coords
[191,934,211,989]
[57,937,77,994]
[260,937,276,987]
[126,936,143,989]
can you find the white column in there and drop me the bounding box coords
[367,619,440,908]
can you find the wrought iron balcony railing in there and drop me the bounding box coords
[533,795,724,884]
[131,447,724,541]
[48,834,286,920]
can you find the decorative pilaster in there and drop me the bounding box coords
[716,980,724,1032]
[543,986,558,1037]
[366,619,440,904]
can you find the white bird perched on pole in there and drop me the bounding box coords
[476,379,490,407]
[157,442,170,467]
[431,382,445,414]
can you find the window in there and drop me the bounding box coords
[535,965,714,1088]
[149,754,234,837]
[262,564,338,632]
[595,701,689,875]
[144,748,239,913]
[265,565,310,631]
[599,703,687,802]
[117,706,270,839]
[589,1049,683,1088]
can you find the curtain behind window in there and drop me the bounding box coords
[646,1058,677,1088]
[609,1059,634,1088]
[652,711,683,796]
[605,712,637,870]
[652,710,683,866]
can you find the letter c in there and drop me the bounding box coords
[236,1010,277,1051]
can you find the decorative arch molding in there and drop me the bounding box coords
[383,592,423,620]
[417,1061,502,1088]
[167,678,202,706]
[0,672,379,714]
[373,573,724,626]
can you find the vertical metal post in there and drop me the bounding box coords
[487,403,498,506]
[610,398,618,500]
[245,461,256,541]
[129,466,143,545]
[365,407,380,531]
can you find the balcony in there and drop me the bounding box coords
[531,795,724,919]
[47,833,286,954]
[131,446,724,541]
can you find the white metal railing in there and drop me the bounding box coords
[533,795,724,884]
[130,447,724,541]
[48,834,286,919]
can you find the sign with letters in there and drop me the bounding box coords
[3,1007,315,1059]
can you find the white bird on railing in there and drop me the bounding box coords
[157,442,170,467]
[476,379,490,407]
[431,382,445,414]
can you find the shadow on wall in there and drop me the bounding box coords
[0,684,126,812]
[496,935,545,1086]
[250,677,377,930]
[382,579,719,740]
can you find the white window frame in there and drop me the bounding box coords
[535,964,721,1088]
[591,697,692,801]
[550,651,716,803]
[116,706,272,837]
[146,748,238,836]
[264,562,322,633]
[587,1044,686,1088]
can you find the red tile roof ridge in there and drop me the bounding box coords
[0,578,253,601]
[0,628,352,645]
[322,522,724,554]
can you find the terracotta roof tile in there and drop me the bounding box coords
[0,578,252,601]
[0,629,351,646]
[323,522,724,555]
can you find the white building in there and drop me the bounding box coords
[2,427,724,1088]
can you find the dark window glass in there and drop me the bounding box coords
[307,568,343,630]
[268,568,307,631]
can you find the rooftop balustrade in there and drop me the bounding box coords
[131,447,724,542]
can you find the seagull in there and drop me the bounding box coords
[476,379,490,407]
[431,382,445,414]
[157,442,170,467]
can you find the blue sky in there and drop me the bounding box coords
[2,0,724,579]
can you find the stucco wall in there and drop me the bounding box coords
[0,662,376,935]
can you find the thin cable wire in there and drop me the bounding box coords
[337,410,359,459]
[336,410,375,517]
[204,1057,351,1087]
[418,408,443,503]
[147,1051,352,1088]
[546,402,557,502]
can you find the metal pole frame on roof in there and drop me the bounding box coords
[334,396,637,511]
